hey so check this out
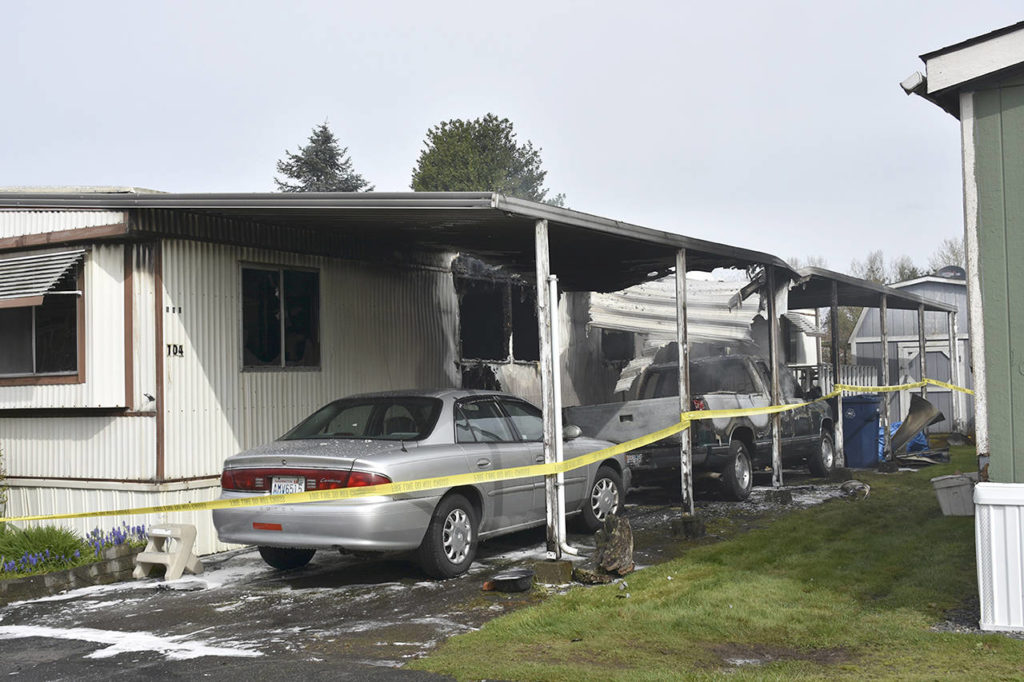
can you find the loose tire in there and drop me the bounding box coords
[417,493,478,579]
[720,440,753,501]
[258,546,316,570]
[580,466,623,532]
[808,431,836,477]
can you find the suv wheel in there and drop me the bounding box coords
[720,440,753,501]
[808,432,836,477]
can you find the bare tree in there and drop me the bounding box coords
[850,250,887,283]
[927,236,966,272]
[787,254,829,270]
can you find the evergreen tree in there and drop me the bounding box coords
[275,122,373,192]
[410,114,558,202]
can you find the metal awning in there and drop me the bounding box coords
[788,267,957,312]
[0,249,84,308]
[0,192,797,293]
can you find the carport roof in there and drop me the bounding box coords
[0,191,795,292]
[789,267,957,312]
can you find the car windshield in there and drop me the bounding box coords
[281,397,443,441]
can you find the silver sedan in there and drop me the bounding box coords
[213,389,629,578]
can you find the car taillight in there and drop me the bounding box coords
[691,397,707,411]
[347,471,392,487]
[220,467,391,492]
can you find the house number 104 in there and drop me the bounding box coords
[167,344,184,358]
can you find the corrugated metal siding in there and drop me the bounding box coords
[6,482,230,556]
[160,239,460,480]
[0,415,156,479]
[0,210,125,239]
[132,243,158,408]
[856,281,968,338]
[589,277,757,343]
[0,244,126,409]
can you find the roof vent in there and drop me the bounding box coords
[935,265,966,279]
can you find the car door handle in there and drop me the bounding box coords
[477,458,491,468]
[535,455,545,463]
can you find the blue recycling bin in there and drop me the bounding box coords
[842,395,881,468]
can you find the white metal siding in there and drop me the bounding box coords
[0,210,125,239]
[6,481,230,556]
[0,415,156,480]
[131,243,158,409]
[160,240,460,480]
[0,244,126,408]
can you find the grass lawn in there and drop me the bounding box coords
[409,447,1024,680]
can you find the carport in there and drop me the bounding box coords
[788,266,960,466]
[1,190,802,552]
[5,191,940,558]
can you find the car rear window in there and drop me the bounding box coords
[281,397,442,441]
[640,358,758,398]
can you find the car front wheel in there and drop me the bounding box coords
[257,546,316,570]
[580,466,623,532]
[720,440,753,501]
[808,432,836,477]
[417,493,478,579]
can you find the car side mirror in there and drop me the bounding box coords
[562,424,582,440]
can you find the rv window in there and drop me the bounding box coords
[0,267,80,379]
[242,266,320,369]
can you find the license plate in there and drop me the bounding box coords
[625,453,642,467]
[271,476,305,495]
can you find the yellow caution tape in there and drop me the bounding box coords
[0,377,969,524]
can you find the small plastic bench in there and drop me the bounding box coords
[133,523,204,580]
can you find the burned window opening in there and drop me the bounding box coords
[600,329,634,364]
[461,364,502,391]
[510,284,539,362]
[457,278,507,361]
[454,255,539,364]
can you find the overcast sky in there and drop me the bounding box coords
[3,2,1019,273]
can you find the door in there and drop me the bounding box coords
[498,397,588,512]
[455,398,541,531]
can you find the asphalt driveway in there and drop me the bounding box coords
[0,479,843,681]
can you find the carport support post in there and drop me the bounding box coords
[676,249,694,516]
[948,312,961,431]
[880,294,892,461]
[918,304,928,401]
[767,266,783,488]
[534,219,561,558]
[830,281,844,467]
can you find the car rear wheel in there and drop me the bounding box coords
[417,493,478,579]
[720,440,753,501]
[580,466,623,532]
[258,546,316,570]
[808,431,836,477]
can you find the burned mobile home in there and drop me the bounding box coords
[0,189,955,554]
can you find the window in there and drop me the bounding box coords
[455,399,516,443]
[453,255,539,365]
[501,399,543,442]
[242,266,320,369]
[0,263,81,380]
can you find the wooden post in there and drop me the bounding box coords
[830,281,844,466]
[880,294,892,462]
[948,311,961,431]
[534,219,559,558]
[676,249,694,516]
[766,266,783,488]
[918,304,928,401]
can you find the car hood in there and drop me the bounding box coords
[223,438,415,469]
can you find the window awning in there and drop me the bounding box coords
[0,249,85,309]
